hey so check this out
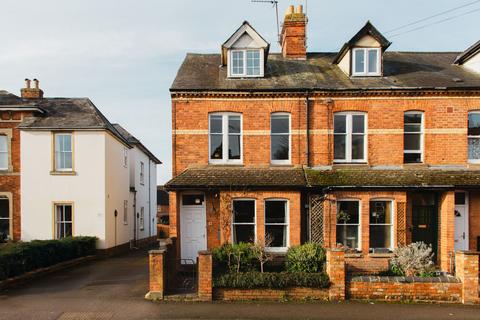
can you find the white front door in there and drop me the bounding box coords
[180,194,207,263]
[454,191,469,251]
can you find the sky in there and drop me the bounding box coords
[0,0,478,184]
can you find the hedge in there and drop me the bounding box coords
[213,271,330,289]
[0,236,97,281]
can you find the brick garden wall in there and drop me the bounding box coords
[213,287,329,301]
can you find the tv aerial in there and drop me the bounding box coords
[251,0,281,44]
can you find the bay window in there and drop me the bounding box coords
[334,113,367,162]
[404,112,423,163]
[352,48,381,76]
[232,200,256,244]
[336,200,360,250]
[369,200,394,252]
[468,112,480,162]
[265,200,288,251]
[209,113,242,164]
[54,133,73,171]
[271,113,290,164]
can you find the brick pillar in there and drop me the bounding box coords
[455,251,479,304]
[145,249,165,300]
[326,249,346,301]
[198,250,213,301]
[439,191,455,273]
[169,192,178,238]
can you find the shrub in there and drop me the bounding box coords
[0,236,97,281]
[390,242,435,277]
[212,243,257,274]
[285,243,326,273]
[213,271,330,289]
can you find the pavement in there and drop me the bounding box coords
[0,249,479,320]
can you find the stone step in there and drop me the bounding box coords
[163,293,201,302]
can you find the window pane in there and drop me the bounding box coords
[334,115,346,133]
[468,138,480,159]
[354,49,365,73]
[233,225,255,243]
[228,116,241,134]
[232,51,244,74]
[370,225,391,249]
[368,49,378,73]
[246,50,260,76]
[370,201,392,224]
[64,205,72,221]
[55,135,62,152]
[337,201,359,224]
[404,124,421,133]
[271,135,289,160]
[182,195,204,206]
[0,152,7,170]
[0,219,9,239]
[352,115,365,133]
[210,135,223,159]
[0,200,8,218]
[228,135,241,160]
[334,135,346,160]
[404,152,421,163]
[352,135,364,160]
[0,136,7,152]
[210,116,223,133]
[468,113,480,136]
[404,133,421,150]
[266,225,287,247]
[405,113,422,125]
[271,116,289,134]
[455,192,466,205]
[265,201,286,224]
[64,152,72,169]
[233,200,255,223]
[64,135,72,152]
[336,225,358,249]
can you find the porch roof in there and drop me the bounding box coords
[165,166,306,189]
[305,168,480,189]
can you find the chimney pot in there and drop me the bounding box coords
[285,5,294,16]
[21,78,43,99]
[33,79,39,89]
[295,5,303,14]
[24,78,31,89]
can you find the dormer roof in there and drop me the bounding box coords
[454,40,480,65]
[221,21,270,66]
[333,21,392,65]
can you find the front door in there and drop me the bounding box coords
[412,205,438,257]
[180,194,206,263]
[454,192,469,251]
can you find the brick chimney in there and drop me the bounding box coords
[280,5,307,60]
[21,78,44,99]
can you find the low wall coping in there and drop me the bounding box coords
[149,249,166,254]
[198,250,212,255]
[456,251,480,256]
[349,275,460,284]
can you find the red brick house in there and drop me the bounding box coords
[166,5,480,274]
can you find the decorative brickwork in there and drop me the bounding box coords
[326,249,346,300]
[197,251,212,301]
[455,251,479,304]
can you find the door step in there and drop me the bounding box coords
[163,293,201,302]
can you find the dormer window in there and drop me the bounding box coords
[352,48,380,76]
[230,49,262,77]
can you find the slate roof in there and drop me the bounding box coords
[112,124,161,164]
[157,186,169,205]
[18,98,130,145]
[305,169,480,189]
[165,166,306,189]
[171,52,480,92]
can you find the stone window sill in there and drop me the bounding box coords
[345,253,363,258]
[368,253,393,258]
[50,171,77,176]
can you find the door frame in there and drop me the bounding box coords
[454,191,469,251]
[179,192,207,262]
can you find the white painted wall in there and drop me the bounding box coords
[464,53,480,73]
[21,131,107,247]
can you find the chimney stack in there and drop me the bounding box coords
[280,4,307,60]
[21,78,44,99]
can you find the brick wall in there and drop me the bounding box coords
[145,249,166,300]
[468,191,480,251]
[214,287,329,301]
[439,191,455,273]
[455,251,479,304]
[198,251,212,301]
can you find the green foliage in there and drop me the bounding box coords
[212,243,257,274]
[213,271,330,289]
[285,243,326,273]
[0,236,97,281]
[390,242,435,277]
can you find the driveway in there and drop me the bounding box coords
[0,249,479,320]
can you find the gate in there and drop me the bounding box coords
[165,258,197,295]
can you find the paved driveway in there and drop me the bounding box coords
[0,249,479,320]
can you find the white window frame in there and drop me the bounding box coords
[140,206,145,231]
[0,135,8,171]
[123,200,128,225]
[369,199,394,252]
[231,199,256,244]
[140,161,145,185]
[264,199,289,253]
[352,48,381,76]
[228,49,264,78]
[404,111,424,163]
[208,113,243,164]
[54,203,73,239]
[54,133,73,172]
[333,112,368,163]
[336,199,362,251]
[270,113,291,165]
[468,111,480,163]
